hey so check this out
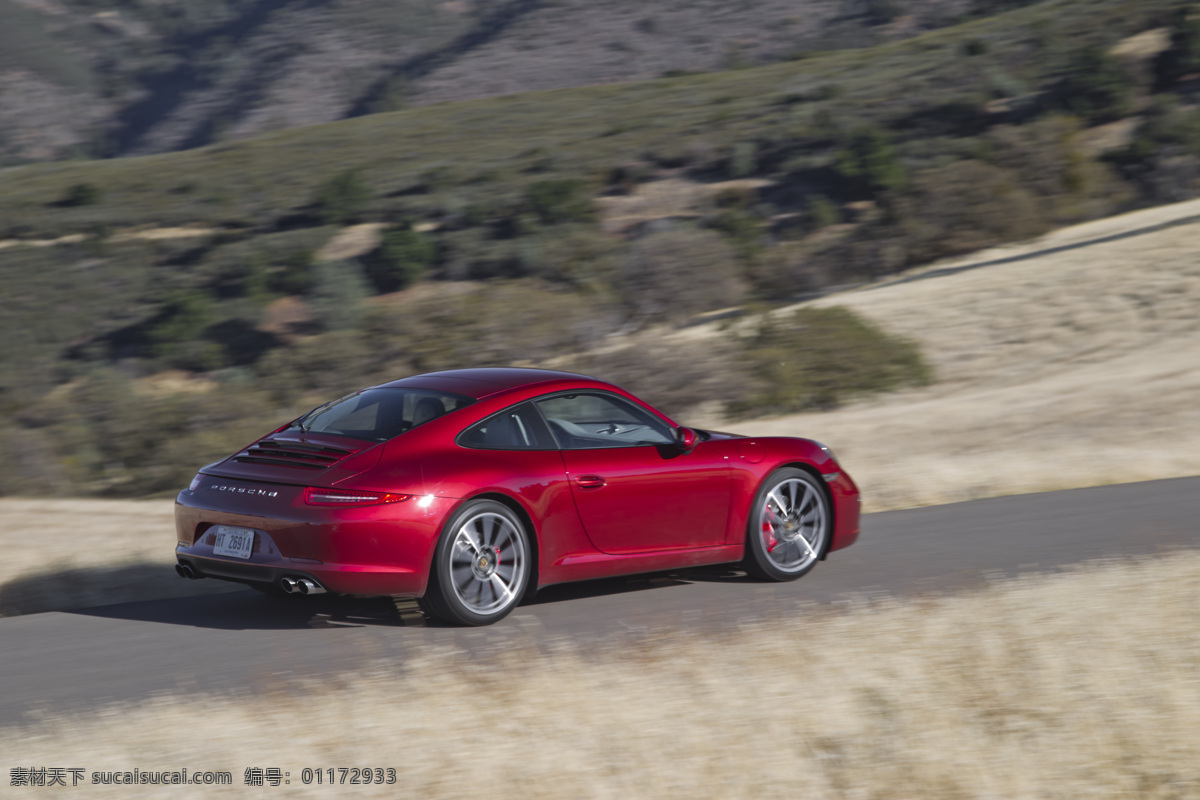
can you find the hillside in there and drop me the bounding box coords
[0,0,1000,164]
[2,0,1200,498]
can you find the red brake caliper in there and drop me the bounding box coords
[763,505,780,553]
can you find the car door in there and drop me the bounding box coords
[534,392,732,554]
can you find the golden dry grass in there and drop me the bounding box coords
[311,222,386,262]
[6,549,1200,797]
[690,198,1200,511]
[0,498,175,580]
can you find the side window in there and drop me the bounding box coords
[535,392,674,449]
[458,402,556,451]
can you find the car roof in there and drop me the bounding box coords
[377,368,606,400]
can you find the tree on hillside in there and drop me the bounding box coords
[364,228,436,293]
[1059,45,1132,123]
[834,125,907,196]
[1155,7,1200,90]
[314,170,370,225]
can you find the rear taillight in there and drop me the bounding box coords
[303,487,411,506]
[188,474,203,492]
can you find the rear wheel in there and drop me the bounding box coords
[418,499,531,626]
[744,468,830,581]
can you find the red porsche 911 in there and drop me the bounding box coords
[175,368,860,625]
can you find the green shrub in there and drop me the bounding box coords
[607,161,654,195]
[364,228,436,293]
[59,183,103,207]
[1155,8,1200,90]
[834,126,907,196]
[167,340,229,372]
[1058,45,1132,123]
[211,257,269,301]
[725,306,931,418]
[710,209,765,260]
[807,194,842,230]
[964,38,989,57]
[147,291,215,359]
[1124,95,1200,160]
[265,248,315,296]
[524,179,594,224]
[314,170,370,225]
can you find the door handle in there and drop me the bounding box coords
[575,475,606,489]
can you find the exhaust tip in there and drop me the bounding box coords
[175,563,198,580]
[296,578,326,596]
[280,576,298,594]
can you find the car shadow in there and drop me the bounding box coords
[525,564,753,606]
[69,589,425,630]
[44,563,755,631]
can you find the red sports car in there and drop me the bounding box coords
[175,368,860,625]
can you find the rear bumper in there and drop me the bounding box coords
[174,481,459,597]
[175,550,427,596]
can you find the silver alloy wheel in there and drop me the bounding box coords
[446,511,528,615]
[757,475,827,573]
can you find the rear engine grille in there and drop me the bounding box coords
[234,440,354,470]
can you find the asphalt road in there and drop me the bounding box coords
[2,476,1199,729]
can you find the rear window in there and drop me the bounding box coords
[287,388,474,442]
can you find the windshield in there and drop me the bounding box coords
[287,388,474,443]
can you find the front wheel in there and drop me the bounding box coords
[418,500,531,626]
[744,468,830,581]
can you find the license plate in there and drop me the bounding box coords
[211,525,255,559]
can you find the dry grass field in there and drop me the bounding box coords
[6,549,1199,797]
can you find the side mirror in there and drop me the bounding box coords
[675,426,699,452]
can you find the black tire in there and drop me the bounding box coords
[418,499,532,626]
[743,468,830,581]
